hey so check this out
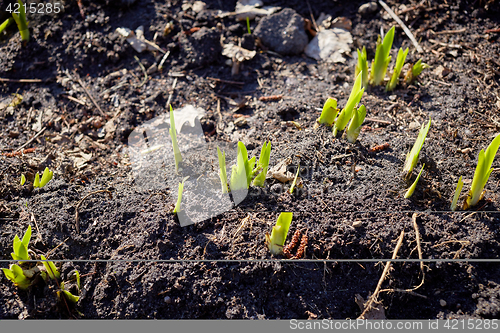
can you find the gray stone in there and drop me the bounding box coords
[254,8,309,55]
[358,2,378,16]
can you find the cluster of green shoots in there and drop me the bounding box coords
[224,141,272,192]
[317,72,366,143]
[21,167,54,188]
[0,0,29,43]
[2,226,80,304]
[356,26,428,91]
[171,138,271,214]
[402,118,431,198]
[456,133,500,211]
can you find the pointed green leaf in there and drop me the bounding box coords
[38,168,53,188]
[217,147,228,193]
[169,105,182,172]
[289,165,300,194]
[451,176,463,211]
[62,290,80,303]
[41,255,60,280]
[370,26,395,86]
[21,225,31,248]
[386,47,409,92]
[317,98,339,126]
[346,105,367,143]
[267,212,293,255]
[173,176,189,213]
[20,174,26,185]
[252,141,271,187]
[403,117,431,177]
[404,164,425,198]
[33,172,40,188]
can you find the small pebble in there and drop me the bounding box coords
[352,221,363,228]
[440,299,447,307]
[358,2,378,16]
[164,296,172,304]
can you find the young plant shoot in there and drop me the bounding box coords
[404,164,425,198]
[20,174,26,185]
[265,212,293,255]
[230,146,248,192]
[32,167,53,188]
[217,147,228,194]
[2,264,30,290]
[252,141,271,187]
[169,105,182,173]
[355,47,369,90]
[386,47,409,92]
[317,98,339,127]
[451,175,463,212]
[370,26,395,86]
[333,72,364,137]
[11,225,31,261]
[463,133,500,210]
[173,176,189,213]
[289,165,300,194]
[12,0,29,42]
[403,117,431,178]
[404,59,430,84]
[346,104,367,143]
[40,255,61,280]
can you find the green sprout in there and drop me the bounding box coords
[450,175,463,212]
[403,117,431,178]
[289,165,300,194]
[346,104,367,143]
[265,212,293,256]
[404,164,425,198]
[333,72,365,137]
[173,176,189,213]
[0,1,29,43]
[386,47,409,92]
[169,105,182,173]
[370,26,395,86]
[355,47,369,90]
[12,1,29,42]
[252,141,272,187]
[217,147,228,194]
[33,167,53,188]
[405,59,430,84]
[20,174,26,185]
[2,264,30,290]
[11,225,31,261]
[230,142,257,191]
[463,133,500,210]
[317,98,339,127]
[40,255,61,280]
[246,17,251,35]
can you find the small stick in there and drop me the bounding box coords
[365,117,392,125]
[411,213,425,290]
[484,28,500,34]
[31,213,42,243]
[144,192,166,204]
[133,55,148,88]
[2,148,36,157]
[77,77,106,116]
[75,190,112,233]
[358,230,404,319]
[15,126,47,152]
[378,288,428,299]
[62,94,87,106]
[432,28,466,35]
[165,77,178,110]
[428,39,462,49]
[158,50,171,70]
[45,237,70,258]
[305,0,319,32]
[0,78,43,83]
[207,77,245,85]
[378,0,423,53]
[233,214,251,237]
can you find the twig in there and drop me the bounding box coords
[378,288,428,299]
[358,230,404,319]
[207,77,245,85]
[165,77,178,110]
[75,190,112,233]
[365,117,392,125]
[484,28,500,34]
[305,0,319,32]
[233,214,251,237]
[31,213,42,243]
[378,0,423,53]
[133,55,148,88]
[410,213,425,290]
[431,28,466,35]
[0,78,44,83]
[428,39,462,49]
[15,126,47,152]
[158,50,170,70]
[76,76,106,117]
[62,94,87,106]
[144,192,166,204]
[45,237,70,258]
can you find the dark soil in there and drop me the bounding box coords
[1,0,500,319]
